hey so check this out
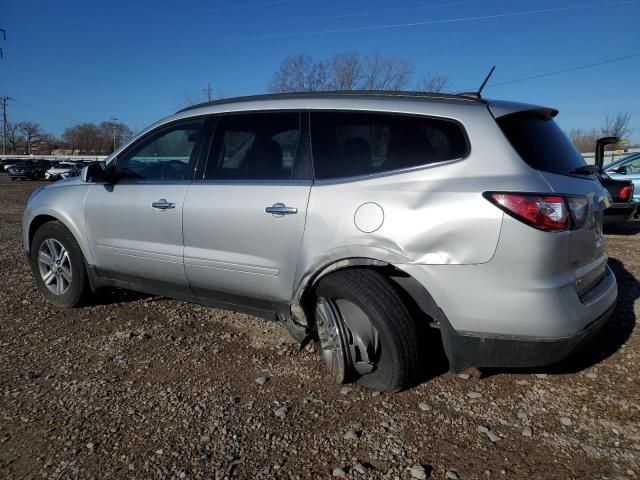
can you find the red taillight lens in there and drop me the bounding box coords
[484,192,587,232]
[619,184,634,202]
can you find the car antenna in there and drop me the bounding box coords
[458,65,495,99]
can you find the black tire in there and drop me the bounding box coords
[313,268,419,392]
[10,177,16,181]
[30,221,88,307]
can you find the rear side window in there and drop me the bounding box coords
[310,112,468,179]
[497,112,586,175]
[205,112,300,180]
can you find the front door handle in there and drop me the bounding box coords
[265,203,298,217]
[152,199,175,210]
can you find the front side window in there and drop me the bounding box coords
[116,121,203,181]
[204,112,300,180]
[310,111,468,179]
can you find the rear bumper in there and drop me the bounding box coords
[438,300,616,372]
[604,202,638,224]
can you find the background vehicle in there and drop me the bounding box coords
[22,92,617,392]
[45,162,82,181]
[8,160,52,180]
[2,159,20,171]
[592,138,638,224]
[604,152,640,203]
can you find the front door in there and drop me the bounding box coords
[85,119,204,295]
[182,112,311,306]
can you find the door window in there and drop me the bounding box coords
[204,112,300,180]
[310,111,468,179]
[116,121,203,180]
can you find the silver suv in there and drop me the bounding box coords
[23,92,617,392]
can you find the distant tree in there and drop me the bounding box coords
[4,121,20,153]
[416,74,450,93]
[569,128,598,153]
[601,112,633,146]
[269,54,331,93]
[16,121,42,154]
[99,121,133,153]
[329,52,363,90]
[62,123,102,154]
[269,52,424,93]
[37,133,59,155]
[360,53,413,91]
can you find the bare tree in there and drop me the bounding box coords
[568,128,598,153]
[4,121,20,153]
[416,74,450,93]
[16,121,42,154]
[330,52,364,90]
[99,121,133,153]
[361,53,412,91]
[269,55,330,93]
[601,112,633,144]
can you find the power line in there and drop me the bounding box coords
[210,0,640,42]
[487,52,640,88]
[12,99,85,124]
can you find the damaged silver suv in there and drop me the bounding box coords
[23,92,617,392]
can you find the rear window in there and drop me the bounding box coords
[311,111,468,179]
[497,112,586,175]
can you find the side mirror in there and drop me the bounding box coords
[615,166,628,175]
[81,161,113,183]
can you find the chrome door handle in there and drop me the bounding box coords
[152,199,175,210]
[265,203,298,216]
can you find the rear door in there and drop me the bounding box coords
[182,111,311,306]
[496,111,608,279]
[85,119,204,295]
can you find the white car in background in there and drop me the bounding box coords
[45,162,81,181]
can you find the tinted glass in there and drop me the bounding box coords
[205,112,300,180]
[116,121,203,180]
[497,113,586,175]
[310,111,468,179]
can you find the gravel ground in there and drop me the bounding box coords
[1,175,639,479]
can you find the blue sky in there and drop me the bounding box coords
[2,0,640,141]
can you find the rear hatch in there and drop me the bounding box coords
[492,107,608,295]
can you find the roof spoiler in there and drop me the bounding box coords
[595,136,619,169]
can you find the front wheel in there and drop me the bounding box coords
[30,221,88,307]
[313,269,419,392]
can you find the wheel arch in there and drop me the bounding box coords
[27,212,93,267]
[294,257,443,330]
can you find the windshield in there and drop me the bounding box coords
[497,111,586,176]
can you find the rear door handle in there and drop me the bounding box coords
[265,203,297,216]
[152,199,175,210]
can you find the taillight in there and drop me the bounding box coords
[484,192,588,231]
[619,184,634,202]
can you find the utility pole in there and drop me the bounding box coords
[202,82,213,102]
[1,96,10,155]
[109,116,119,152]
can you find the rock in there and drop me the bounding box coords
[477,425,489,433]
[354,463,367,474]
[560,416,572,426]
[274,406,288,418]
[86,442,94,450]
[581,444,598,455]
[418,402,432,411]
[340,387,352,395]
[467,392,482,399]
[332,467,346,477]
[410,464,427,479]
[522,426,533,437]
[516,412,528,421]
[446,471,460,479]
[457,373,470,380]
[343,430,359,440]
[486,430,501,442]
[534,373,548,379]
[255,376,268,386]
[585,372,597,379]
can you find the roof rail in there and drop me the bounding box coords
[177,90,486,113]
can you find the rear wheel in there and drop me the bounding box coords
[313,269,419,392]
[30,221,88,307]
